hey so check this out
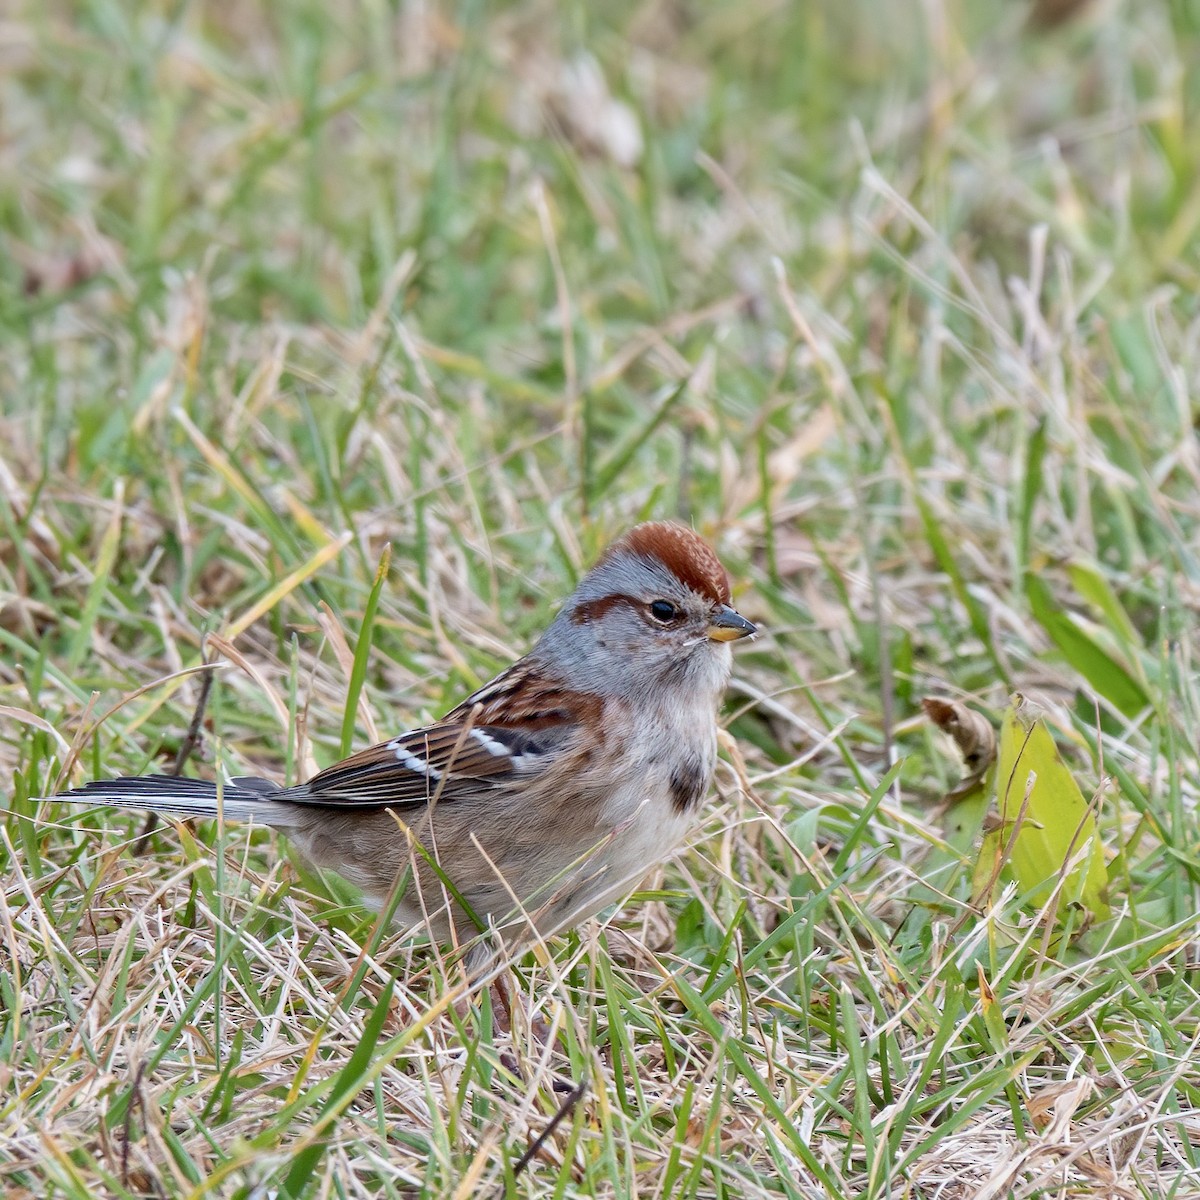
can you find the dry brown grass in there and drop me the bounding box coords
[4,1,1200,1196]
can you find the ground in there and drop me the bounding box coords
[2,1,1200,1197]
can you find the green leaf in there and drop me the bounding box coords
[1015,417,1047,591]
[1066,560,1142,653]
[976,965,1010,1058]
[1025,573,1149,717]
[67,483,125,672]
[339,542,391,757]
[994,697,1110,922]
[280,977,396,1198]
[587,379,689,503]
[914,491,992,654]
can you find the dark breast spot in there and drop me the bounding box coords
[669,759,709,814]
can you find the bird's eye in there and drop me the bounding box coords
[648,600,681,624]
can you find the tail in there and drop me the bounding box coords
[48,774,302,828]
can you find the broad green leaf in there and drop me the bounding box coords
[995,697,1110,921]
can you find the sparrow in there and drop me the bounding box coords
[52,522,756,957]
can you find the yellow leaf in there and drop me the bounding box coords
[995,695,1110,921]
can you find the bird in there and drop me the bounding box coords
[51,522,756,961]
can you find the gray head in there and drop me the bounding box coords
[531,522,756,704]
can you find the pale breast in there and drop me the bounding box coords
[579,694,719,912]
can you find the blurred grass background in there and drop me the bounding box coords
[3,1,1200,1196]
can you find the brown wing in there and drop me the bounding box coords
[282,658,600,809]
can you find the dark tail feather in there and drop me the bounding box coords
[47,774,300,827]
